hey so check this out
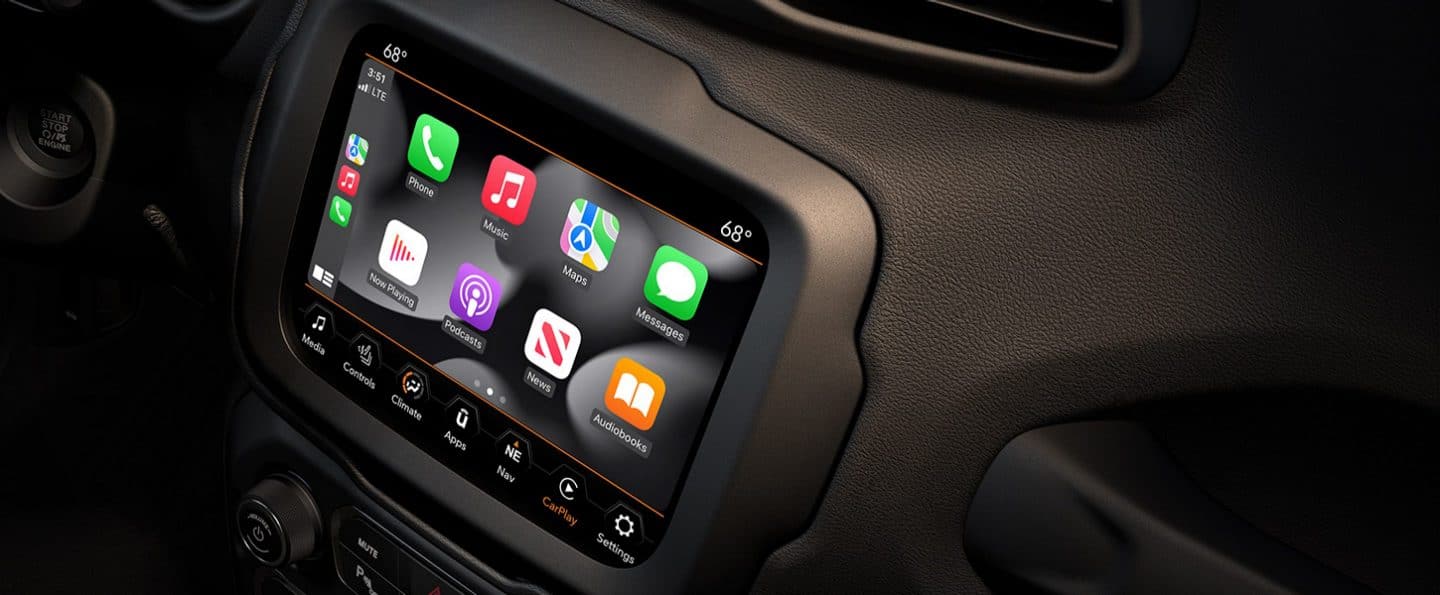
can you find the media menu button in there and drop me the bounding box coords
[298,305,334,357]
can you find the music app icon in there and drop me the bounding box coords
[481,155,536,225]
[336,164,361,197]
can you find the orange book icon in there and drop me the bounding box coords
[605,358,666,431]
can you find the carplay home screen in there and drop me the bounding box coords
[302,53,766,513]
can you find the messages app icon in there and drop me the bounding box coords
[644,246,708,321]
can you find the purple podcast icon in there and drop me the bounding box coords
[448,262,502,331]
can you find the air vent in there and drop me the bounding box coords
[782,0,1122,71]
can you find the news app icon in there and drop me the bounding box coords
[524,308,582,379]
[605,358,666,431]
[448,263,502,331]
[377,219,429,286]
[335,164,360,197]
[481,155,536,225]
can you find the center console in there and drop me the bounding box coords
[231,1,875,593]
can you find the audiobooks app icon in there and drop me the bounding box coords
[377,219,429,286]
[604,358,665,431]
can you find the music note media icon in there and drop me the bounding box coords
[481,155,536,225]
[311,315,327,331]
[336,164,360,197]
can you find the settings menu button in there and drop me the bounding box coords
[596,504,644,566]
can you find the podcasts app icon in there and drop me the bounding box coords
[449,263,502,331]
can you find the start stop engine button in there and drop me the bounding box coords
[27,101,87,160]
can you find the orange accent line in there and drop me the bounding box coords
[303,283,665,518]
[365,53,764,267]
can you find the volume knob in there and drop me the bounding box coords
[237,475,322,567]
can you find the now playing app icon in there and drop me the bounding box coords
[525,308,581,379]
[378,219,428,286]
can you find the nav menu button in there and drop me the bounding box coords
[494,432,529,485]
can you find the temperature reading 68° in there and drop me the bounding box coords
[382,44,408,64]
[720,220,752,243]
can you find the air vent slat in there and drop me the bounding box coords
[781,0,1123,71]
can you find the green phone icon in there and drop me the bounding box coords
[644,246,709,321]
[407,114,459,183]
[328,195,353,228]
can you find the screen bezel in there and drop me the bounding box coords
[234,1,873,591]
[283,25,771,561]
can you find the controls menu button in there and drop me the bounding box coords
[342,334,382,393]
[337,518,400,583]
[337,548,401,595]
[349,334,381,371]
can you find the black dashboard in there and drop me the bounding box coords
[1,0,1436,594]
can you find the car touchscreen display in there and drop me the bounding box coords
[288,28,767,566]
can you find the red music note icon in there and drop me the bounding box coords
[336,164,361,197]
[480,155,536,225]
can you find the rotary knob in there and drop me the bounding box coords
[236,475,322,567]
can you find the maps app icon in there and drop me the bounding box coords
[561,199,619,272]
[345,133,368,166]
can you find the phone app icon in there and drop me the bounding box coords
[605,358,665,431]
[644,246,708,321]
[407,114,459,182]
[524,308,582,379]
[449,263,502,331]
[377,219,429,286]
[328,195,352,228]
[561,199,619,271]
[335,164,360,197]
[481,155,536,225]
[345,133,369,166]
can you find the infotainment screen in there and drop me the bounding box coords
[287,27,767,566]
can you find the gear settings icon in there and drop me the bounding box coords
[613,513,636,538]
